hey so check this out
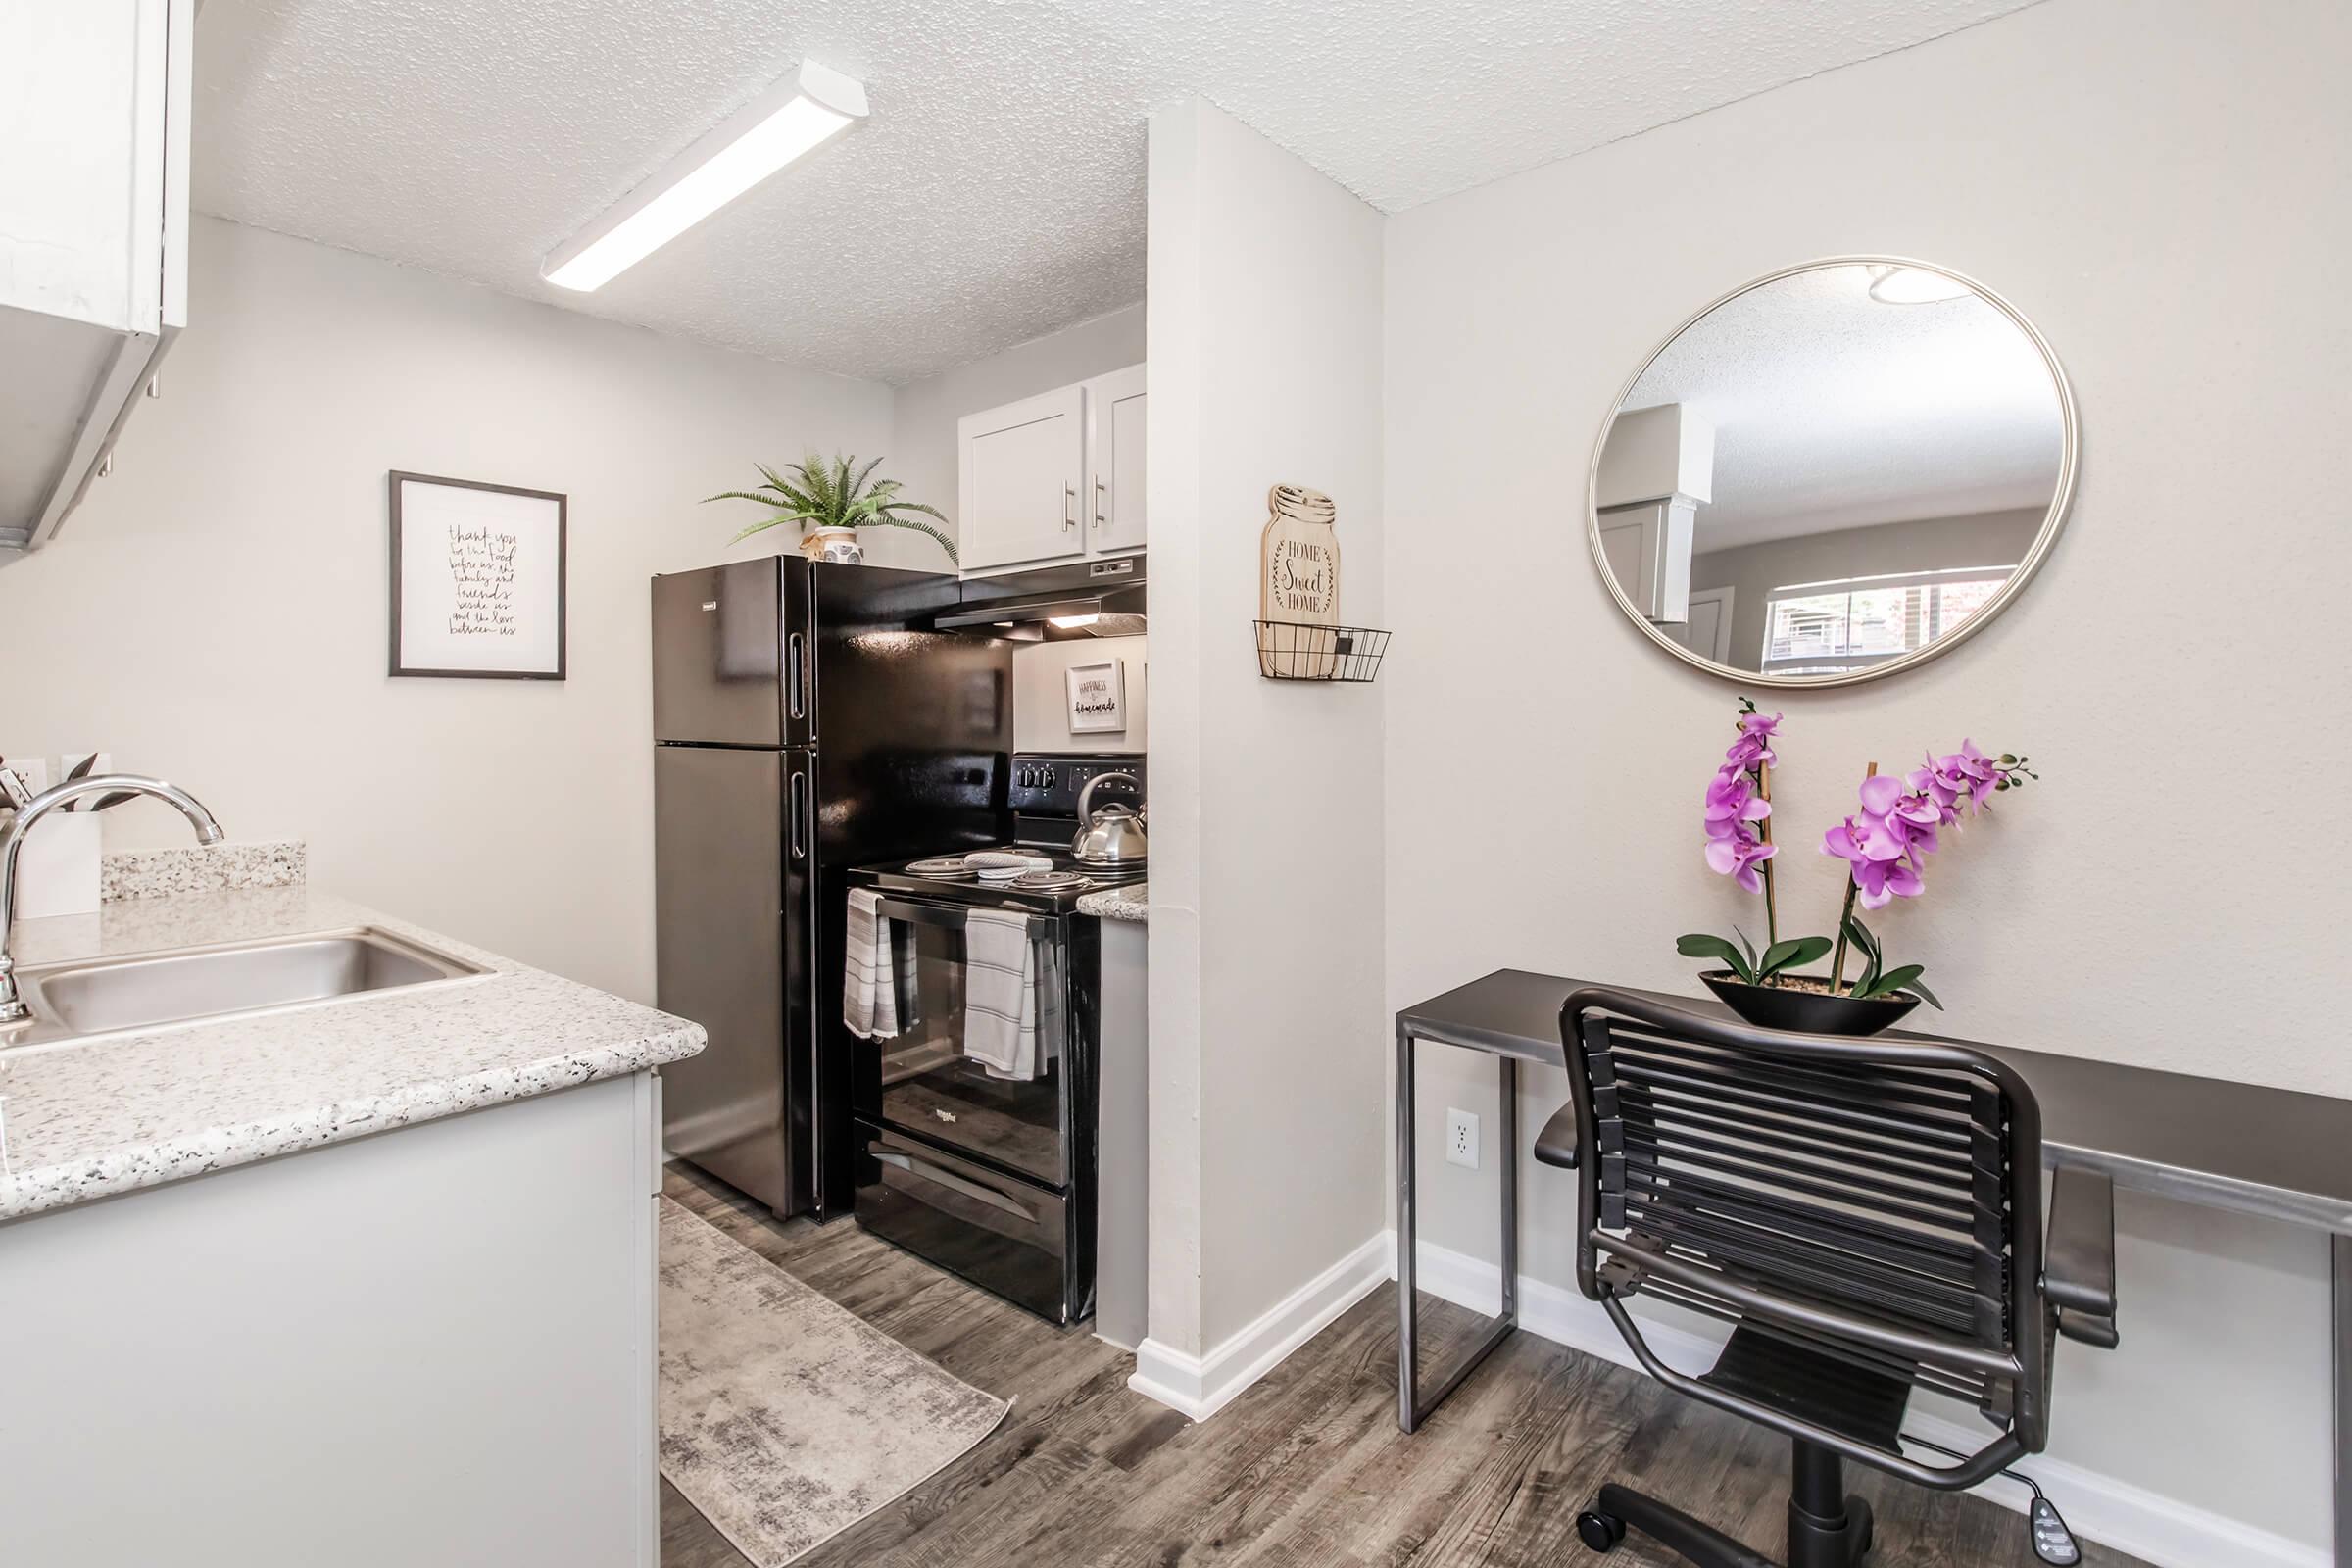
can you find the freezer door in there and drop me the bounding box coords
[651,560,782,746]
[655,744,810,1216]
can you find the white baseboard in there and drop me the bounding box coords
[1127,1230,1391,1422]
[1398,1234,2327,1568]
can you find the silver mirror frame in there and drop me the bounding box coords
[1584,255,2080,689]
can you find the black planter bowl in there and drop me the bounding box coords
[1699,971,1921,1037]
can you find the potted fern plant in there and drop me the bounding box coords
[706,453,956,564]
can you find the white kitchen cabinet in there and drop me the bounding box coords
[0,1073,666,1567]
[958,384,1085,572]
[1597,496,1694,626]
[958,366,1145,575]
[1083,364,1148,558]
[0,0,193,552]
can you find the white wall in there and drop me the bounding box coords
[0,217,891,1002]
[1144,100,1388,1364]
[884,304,1146,570]
[1012,636,1147,755]
[1383,0,2348,1559]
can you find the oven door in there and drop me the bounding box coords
[864,893,1068,1186]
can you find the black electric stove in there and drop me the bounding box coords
[843,753,1144,1321]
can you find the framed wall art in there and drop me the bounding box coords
[1065,659,1127,734]
[389,471,567,679]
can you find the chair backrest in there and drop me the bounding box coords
[1559,986,2049,1449]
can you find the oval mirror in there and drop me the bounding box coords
[1587,258,2076,686]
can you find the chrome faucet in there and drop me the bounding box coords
[0,773,223,1023]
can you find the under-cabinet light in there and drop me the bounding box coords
[543,59,867,292]
[1049,613,1102,629]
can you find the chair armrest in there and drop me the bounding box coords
[2044,1166,2118,1347]
[1534,1101,1580,1169]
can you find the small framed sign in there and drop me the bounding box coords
[1065,659,1127,734]
[389,471,567,679]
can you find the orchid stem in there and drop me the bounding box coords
[1829,760,1879,994]
[1756,760,1779,956]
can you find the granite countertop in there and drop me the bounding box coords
[0,884,704,1222]
[1076,881,1148,923]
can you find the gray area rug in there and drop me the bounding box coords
[658,1197,1009,1566]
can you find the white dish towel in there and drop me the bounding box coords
[961,906,1038,1080]
[843,888,900,1040]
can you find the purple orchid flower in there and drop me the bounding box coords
[1929,739,2001,810]
[1704,764,1771,839]
[1706,830,1777,894]
[1725,710,1783,770]
[1821,814,1925,908]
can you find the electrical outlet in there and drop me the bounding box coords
[1446,1108,1480,1170]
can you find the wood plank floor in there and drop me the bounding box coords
[661,1164,2148,1568]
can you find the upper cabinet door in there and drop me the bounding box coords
[0,0,192,552]
[958,385,1085,572]
[1084,365,1147,557]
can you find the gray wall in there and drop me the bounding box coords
[0,217,892,1001]
[882,304,1146,569]
[1690,507,2045,667]
[1383,0,2348,1555]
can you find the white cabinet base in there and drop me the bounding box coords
[0,1073,662,1568]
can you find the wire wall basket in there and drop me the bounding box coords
[1253,620,1391,683]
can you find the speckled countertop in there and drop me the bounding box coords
[0,886,704,1222]
[1076,881,1147,923]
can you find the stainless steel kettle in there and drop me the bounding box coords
[1072,771,1148,866]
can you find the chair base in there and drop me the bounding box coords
[1574,1440,1874,1568]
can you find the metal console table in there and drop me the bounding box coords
[1396,968,2352,1563]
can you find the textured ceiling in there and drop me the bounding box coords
[1618,264,2066,547]
[192,0,2036,383]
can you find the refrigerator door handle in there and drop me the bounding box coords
[789,767,810,860]
[786,631,808,724]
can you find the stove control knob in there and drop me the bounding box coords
[1016,765,1034,789]
[1043,766,1057,788]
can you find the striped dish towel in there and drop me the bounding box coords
[961,906,1038,1080]
[843,888,899,1040]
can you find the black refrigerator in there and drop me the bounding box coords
[652,559,1011,1220]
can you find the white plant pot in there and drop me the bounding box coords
[14,810,103,919]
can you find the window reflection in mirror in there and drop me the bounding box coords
[1592,262,2070,683]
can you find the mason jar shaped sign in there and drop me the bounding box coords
[1259,485,1341,676]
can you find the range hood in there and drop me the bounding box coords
[934,558,1146,637]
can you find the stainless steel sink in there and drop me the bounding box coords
[0,928,490,1050]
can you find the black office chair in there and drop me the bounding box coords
[1539,987,2118,1568]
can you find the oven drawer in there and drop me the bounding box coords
[854,1122,1076,1322]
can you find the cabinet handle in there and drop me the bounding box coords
[1094,477,1107,526]
[1064,485,1077,530]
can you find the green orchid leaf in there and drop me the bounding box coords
[1904,974,1943,1009]
[1732,925,1759,973]
[1858,963,1926,1001]
[1677,933,1756,985]
[1758,935,1833,980]
[1842,914,1880,963]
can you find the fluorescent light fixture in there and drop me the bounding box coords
[543,59,867,292]
[1866,264,1974,305]
[1048,613,1102,629]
